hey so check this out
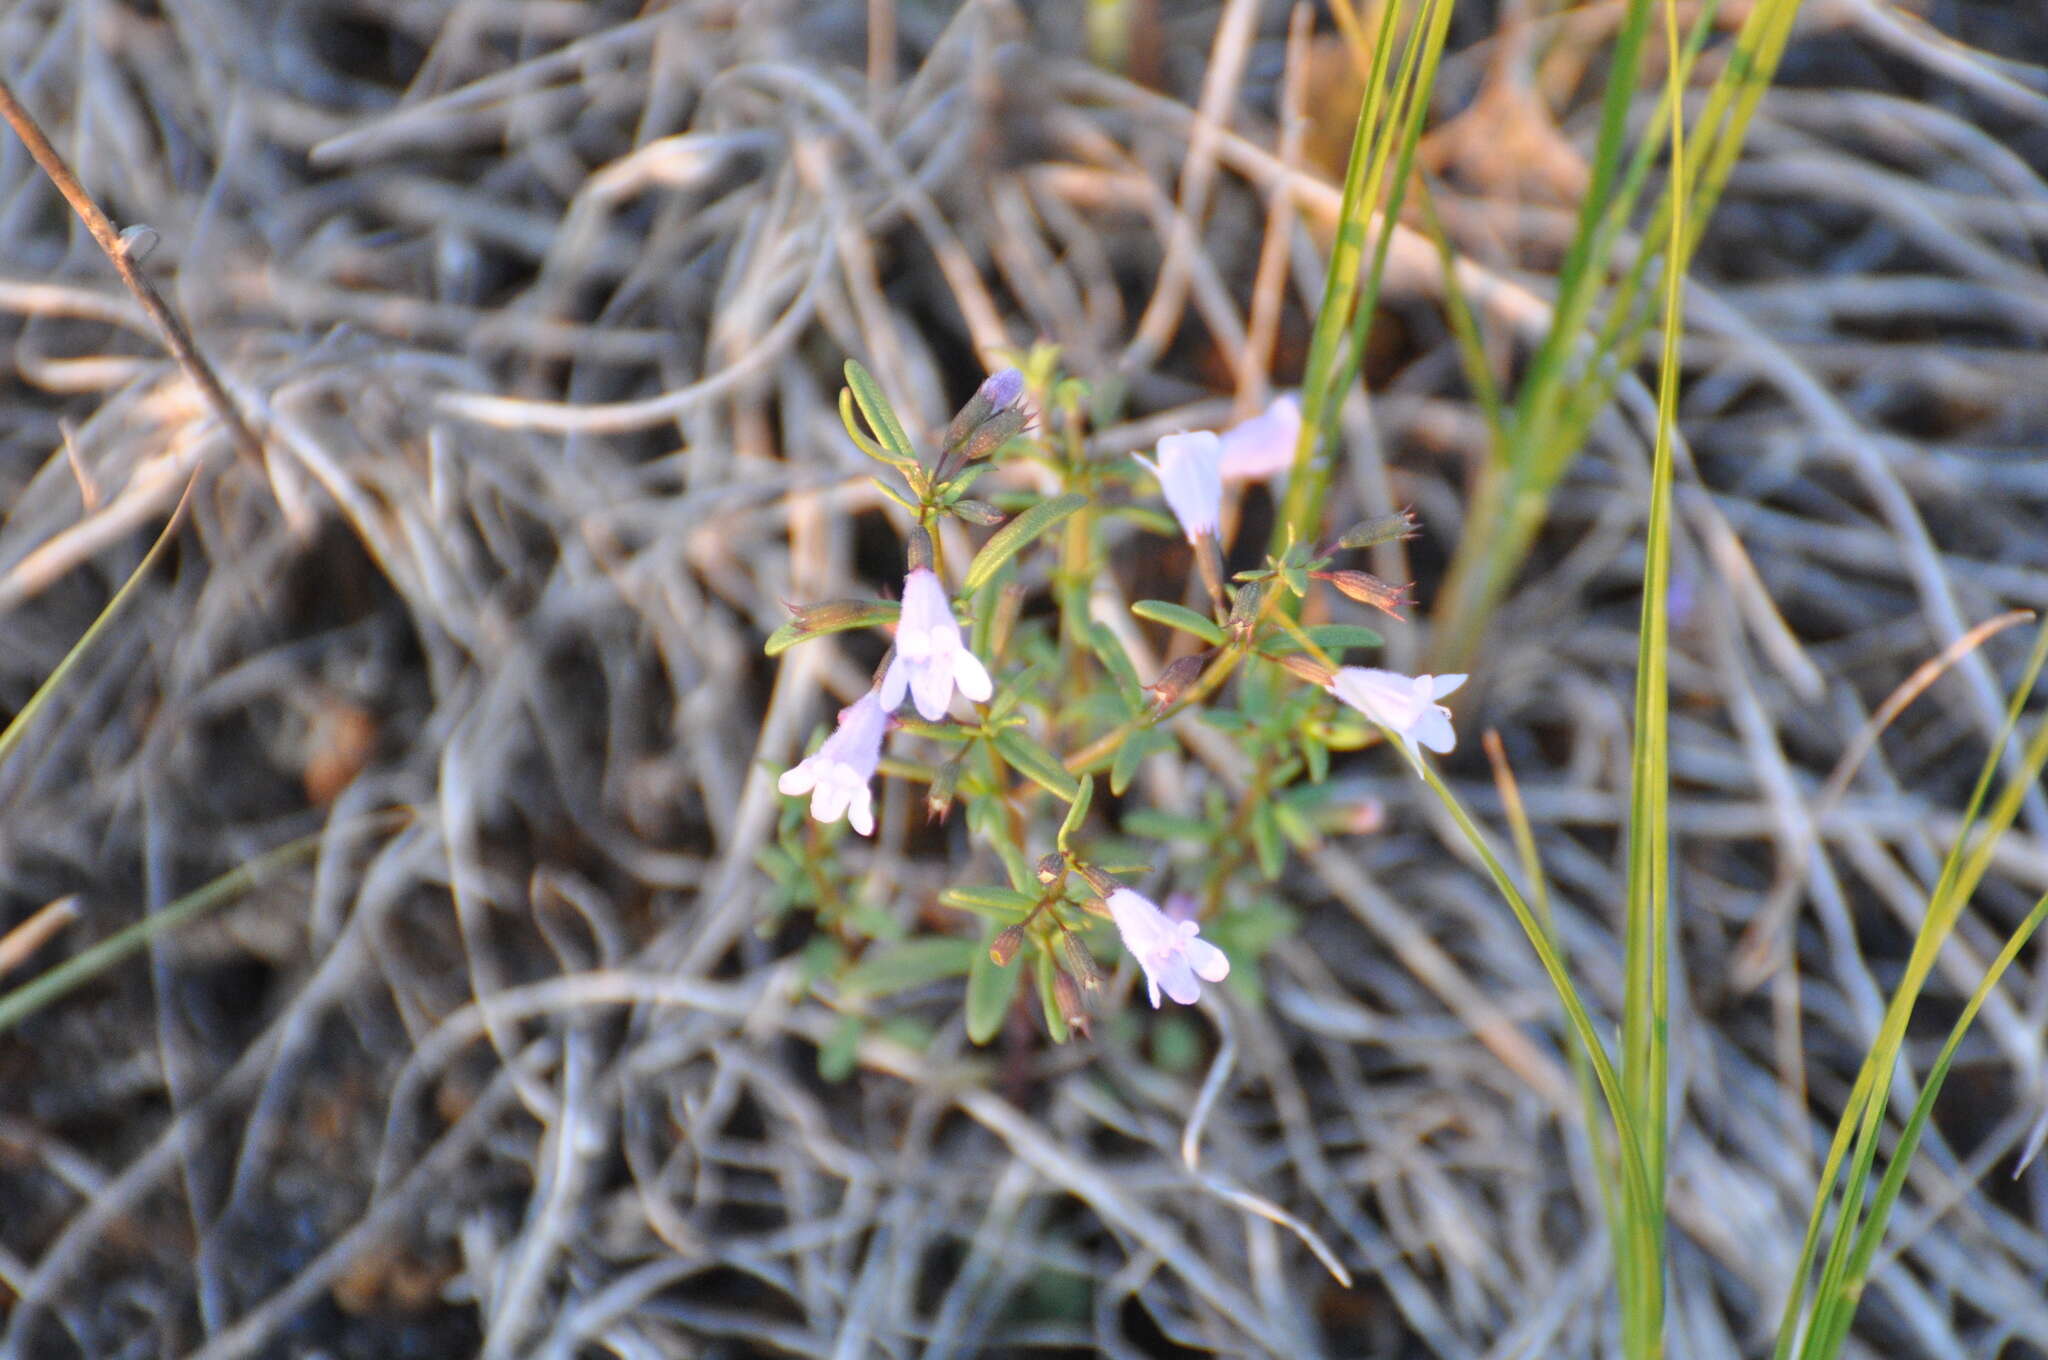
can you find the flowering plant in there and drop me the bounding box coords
[760,350,1455,1048]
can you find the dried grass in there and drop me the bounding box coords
[1,1,2046,1356]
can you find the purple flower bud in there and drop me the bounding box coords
[980,367,1026,411]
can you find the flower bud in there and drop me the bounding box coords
[949,498,1005,526]
[1315,569,1412,619]
[1334,510,1420,551]
[1051,967,1091,1037]
[906,526,935,573]
[1145,652,1211,713]
[1075,863,1122,898]
[789,598,880,633]
[940,368,1029,457]
[989,922,1028,967]
[1035,852,1067,885]
[1227,580,1264,638]
[1271,651,1336,688]
[926,751,966,822]
[1055,927,1102,990]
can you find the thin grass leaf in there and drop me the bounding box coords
[1773,617,2048,1358]
[0,477,194,773]
[0,825,332,1036]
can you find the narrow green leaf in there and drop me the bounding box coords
[1131,600,1226,647]
[839,388,911,468]
[1058,776,1094,852]
[1121,809,1212,844]
[818,1013,862,1081]
[844,359,918,464]
[992,728,1081,801]
[764,601,902,657]
[839,937,979,1000]
[1087,622,1147,714]
[1260,624,1384,658]
[0,824,337,1036]
[963,492,1088,593]
[1109,727,1167,796]
[966,930,1027,1044]
[941,885,1039,920]
[0,477,194,774]
[1249,801,1285,880]
[1036,948,1069,1043]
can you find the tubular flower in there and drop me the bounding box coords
[777,690,890,835]
[1326,667,1466,774]
[1137,431,1226,543]
[881,568,992,720]
[1106,888,1230,1007]
[1217,393,1302,483]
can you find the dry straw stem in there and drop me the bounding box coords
[0,77,263,471]
[1,2,2047,1356]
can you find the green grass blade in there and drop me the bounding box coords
[1773,617,2048,1356]
[1275,0,1454,552]
[0,477,194,772]
[0,828,327,1035]
[1419,765,1660,1230]
[1808,889,2048,1357]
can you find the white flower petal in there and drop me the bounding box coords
[910,661,952,721]
[1144,432,1225,543]
[953,650,992,703]
[1218,394,1302,483]
[879,657,910,712]
[1154,955,1201,1006]
[1184,936,1230,982]
[777,760,818,797]
[1106,888,1229,1008]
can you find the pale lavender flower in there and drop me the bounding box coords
[1106,888,1230,1007]
[1137,431,1226,543]
[880,568,992,720]
[1217,393,1302,483]
[1326,667,1466,774]
[777,690,890,835]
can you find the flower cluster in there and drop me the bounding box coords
[768,359,1469,1033]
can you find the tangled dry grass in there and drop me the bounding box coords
[2,1,2048,1355]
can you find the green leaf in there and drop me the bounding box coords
[1306,624,1385,653]
[1058,775,1095,852]
[1121,809,1213,843]
[941,884,1039,920]
[1087,622,1146,714]
[1104,504,1180,538]
[818,1013,862,1081]
[764,600,902,657]
[844,359,919,464]
[839,937,979,1000]
[1131,600,1226,647]
[1110,727,1169,797]
[870,475,920,514]
[993,728,1081,801]
[966,930,1027,1044]
[839,388,913,468]
[1257,624,1383,659]
[963,492,1088,593]
[1036,948,1069,1043]
[1250,801,1285,880]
